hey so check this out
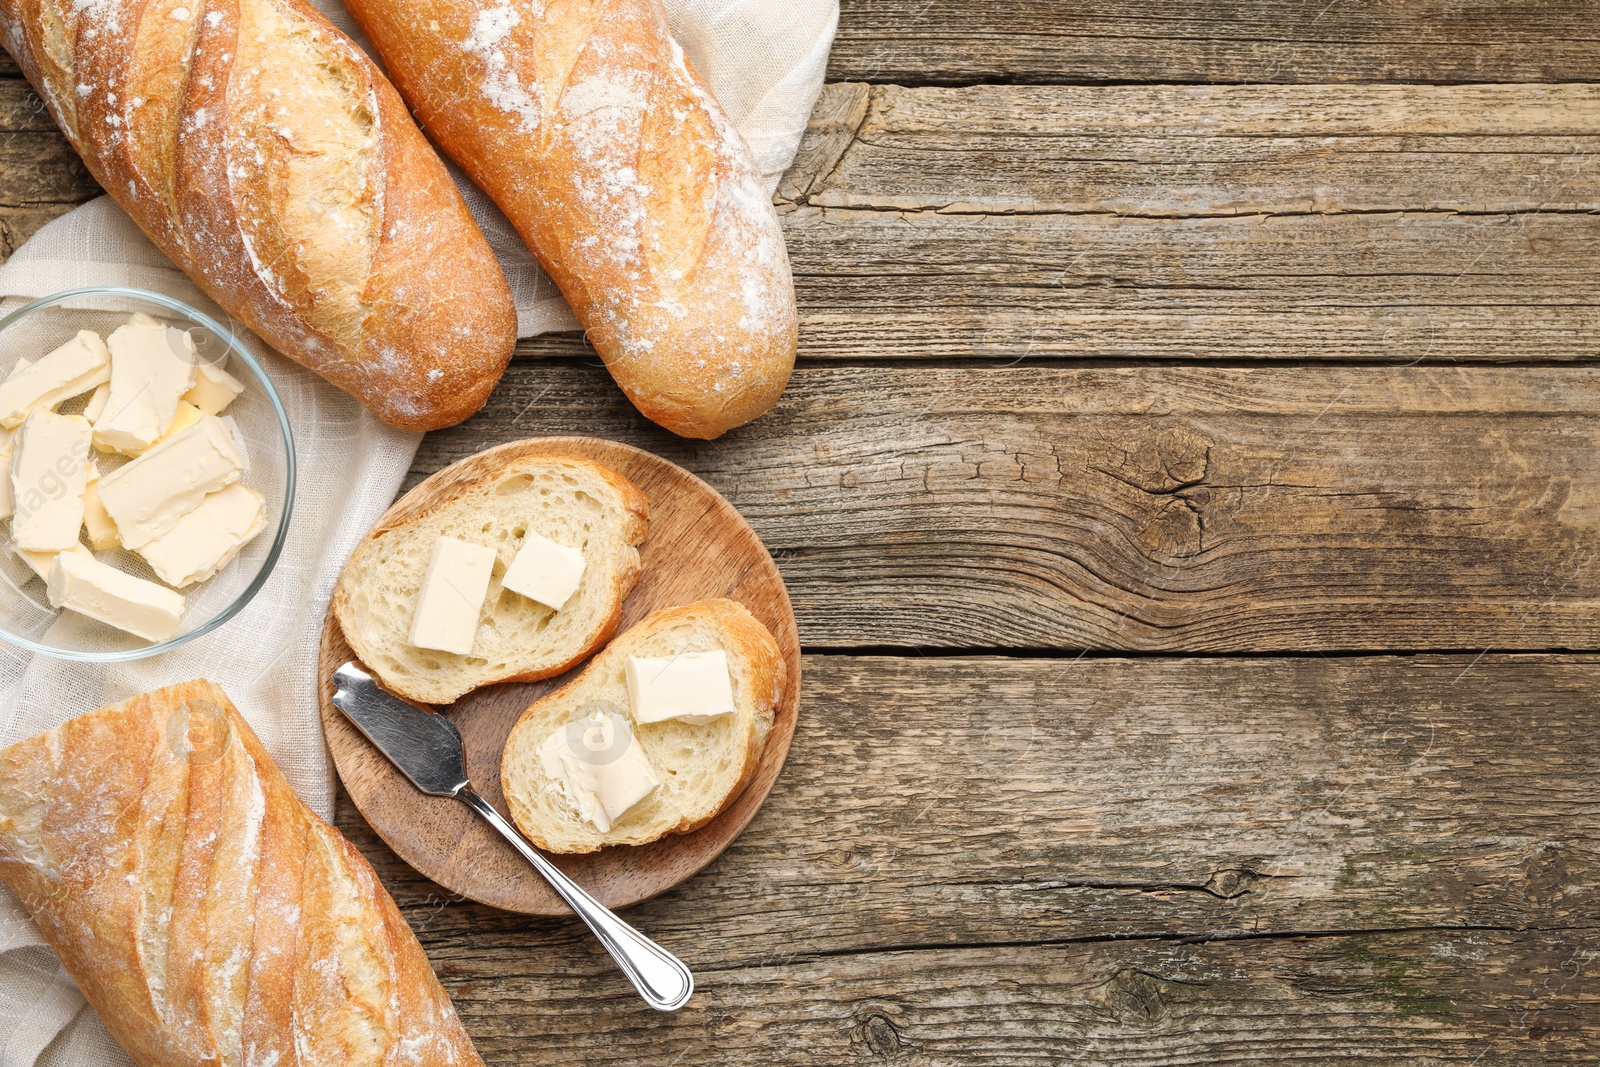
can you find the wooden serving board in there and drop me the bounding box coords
[318,437,801,915]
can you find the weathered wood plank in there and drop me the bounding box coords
[348,652,1600,955]
[0,79,96,207]
[772,205,1600,364]
[536,81,1600,364]
[0,134,95,206]
[796,82,1600,215]
[1,74,1592,364]
[418,361,1600,652]
[432,934,1593,1067]
[0,78,54,131]
[440,932,1595,1065]
[828,0,1600,86]
[523,200,1600,363]
[337,653,1600,1062]
[777,81,871,204]
[3,0,1598,86]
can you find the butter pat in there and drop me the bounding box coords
[16,540,91,582]
[95,415,243,549]
[625,650,737,725]
[138,483,266,587]
[10,411,92,551]
[408,536,496,655]
[538,712,660,833]
[0,362,29,516]
[501,531,586,609]
[152,400,204,447]
[81,462,118,550]
[82,381,109,423]
[47,550,184,642]
[183,361,244,415]
[93,313,198,454]
[0,420,17,519]
[0,332,110,428]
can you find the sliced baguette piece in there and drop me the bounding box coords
[334,450,647,704]
[501,599,785,854]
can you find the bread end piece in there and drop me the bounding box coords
[501,598,785,854]
[333,449,648,704]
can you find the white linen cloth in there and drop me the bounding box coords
[0,2,836,1063]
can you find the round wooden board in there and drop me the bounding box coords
[318,437,801,915]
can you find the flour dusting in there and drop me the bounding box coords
[462,2,541,131]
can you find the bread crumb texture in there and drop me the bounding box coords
[335,453,647,704]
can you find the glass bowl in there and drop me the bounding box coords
[0,286,294,660]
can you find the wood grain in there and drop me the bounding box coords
[338,653,1600,1062]
[795,82,1600,216]
[4,1,1598,85]
[827,0,1600,86]
[321,438,801,914]
[0,80,96,206]
[759,81,1600,364]
[0,73,1592,366]
[773,205,1600,364]
[419,361,1600,653]
[446,933,1598,1065]
[524,194,1600,361]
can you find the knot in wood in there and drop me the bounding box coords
[1088,424,1214,560]
[1204,867,1262,899]
[1092,968,1174,1026]
[858,1011,904,1057]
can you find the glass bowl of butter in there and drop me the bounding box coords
[0,286,294,660]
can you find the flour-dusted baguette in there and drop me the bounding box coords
[344,0,797,439]
[502,599,783,853]
[335,443,648,704]
[0,680,484,1067]
[0,0,517,430]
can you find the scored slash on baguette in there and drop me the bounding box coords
[333,448,648,705]
[501,598,785,855]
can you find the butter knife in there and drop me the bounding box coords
[331,661,694,1012]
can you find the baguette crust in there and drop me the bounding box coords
[345,0,798,439]
[0,0,517,430]
[502,598,784,853]
[0,680,484,1067]
[334,444,648,704]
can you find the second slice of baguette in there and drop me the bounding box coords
[334,449,647,704]
[502,599,784,854]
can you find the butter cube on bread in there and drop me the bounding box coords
[334,448,649,704]
[502,599,784,854]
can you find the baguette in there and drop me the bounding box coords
[334,445,648,704]
[0,680,484,1067]
[0,0,517,430]
[344,0,798,439]
[502,598,783,853]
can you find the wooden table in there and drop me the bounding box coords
[5,2,1600,1062]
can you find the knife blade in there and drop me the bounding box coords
[331,661,469,797]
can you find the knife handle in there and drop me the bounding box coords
[456,788,695,1012]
